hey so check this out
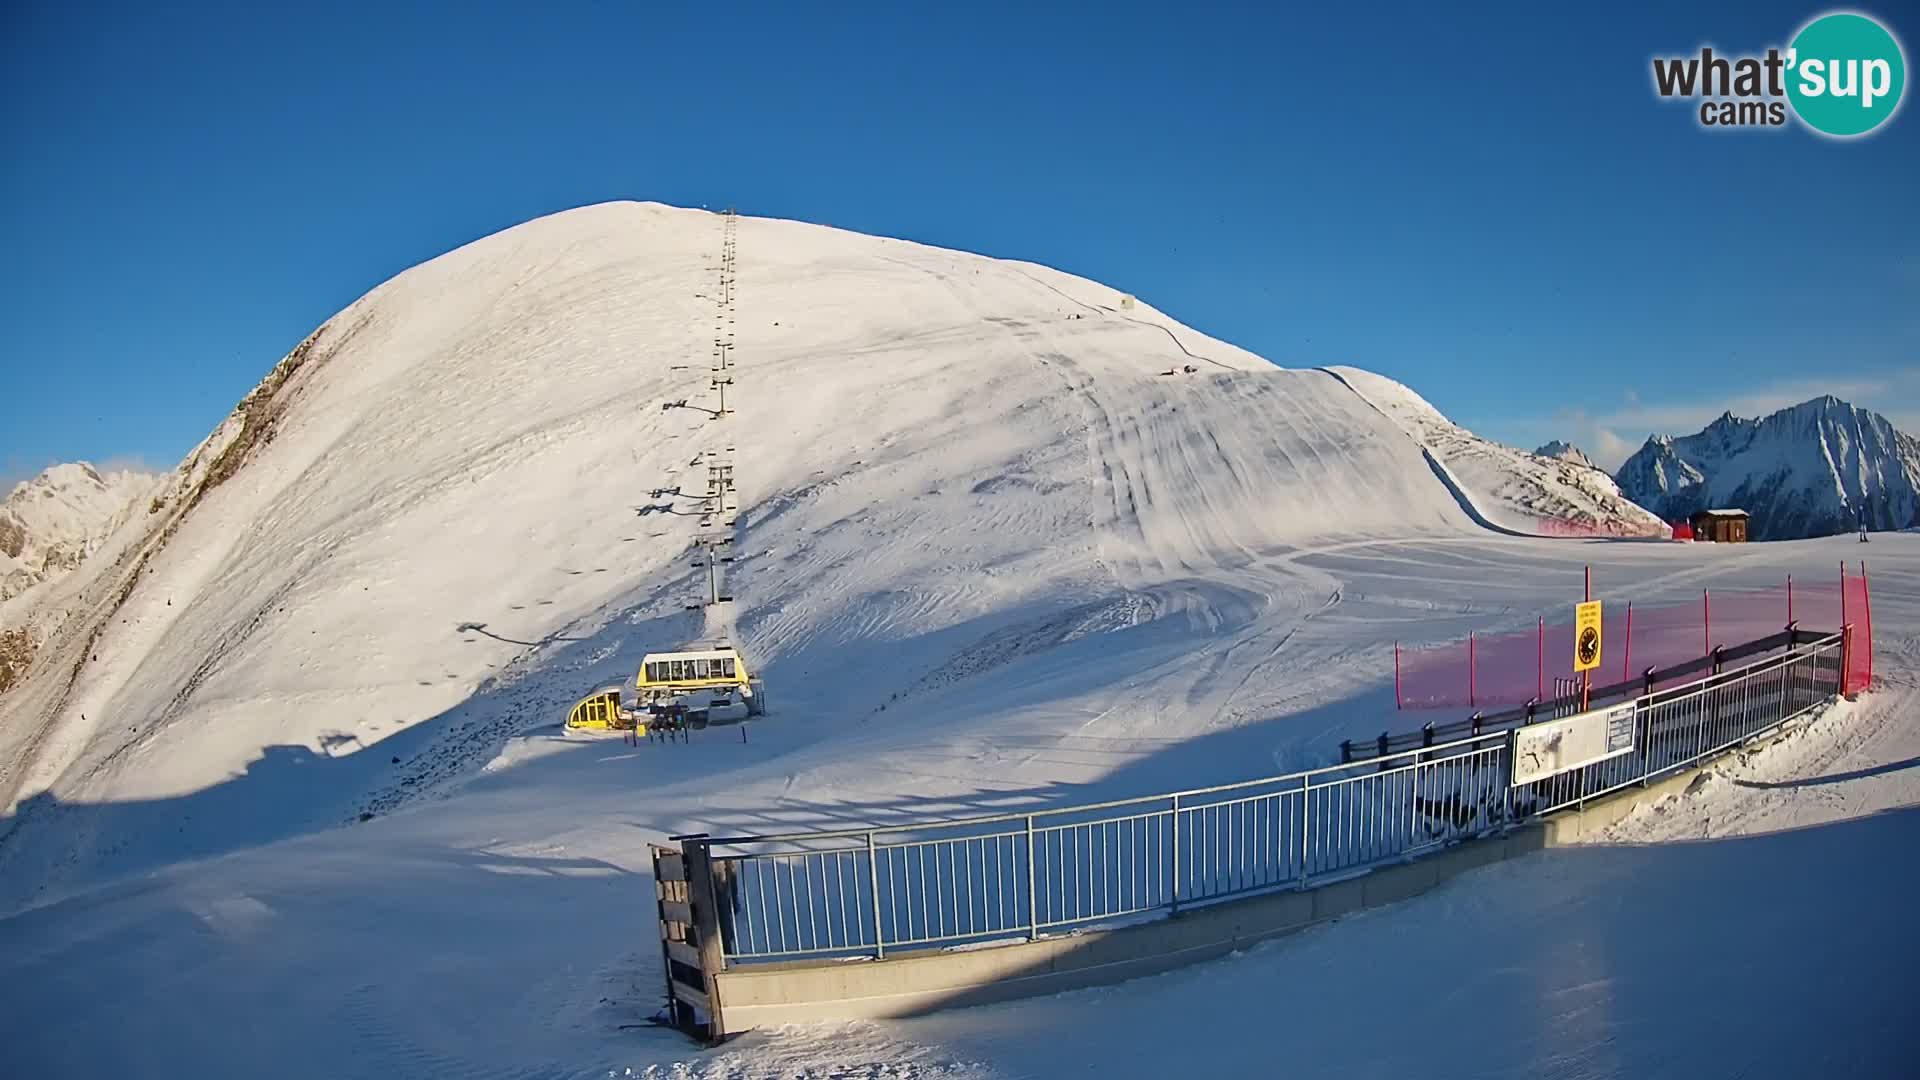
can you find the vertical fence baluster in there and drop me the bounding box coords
[865,834,883,958]
[1299,777,1312,886]
[1170,794,1182,914]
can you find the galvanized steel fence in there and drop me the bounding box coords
[688,631,1846,965]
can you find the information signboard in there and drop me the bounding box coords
[1510,701,1637,786]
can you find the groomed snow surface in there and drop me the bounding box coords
[1,203,1913,1078]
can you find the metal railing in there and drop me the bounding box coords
[692,630,1846,964]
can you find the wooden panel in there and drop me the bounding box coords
[666,940,703,969]
[670,979,710,1010]
[655,853,687,883]
[660,900,695,926]
[684,840,730,1037]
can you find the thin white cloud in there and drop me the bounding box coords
[94,454,166,478]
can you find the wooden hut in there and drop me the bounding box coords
[1690,508,1750,543]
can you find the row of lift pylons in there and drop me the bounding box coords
[565,207,766,739]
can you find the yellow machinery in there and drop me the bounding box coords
[564,686,641,732]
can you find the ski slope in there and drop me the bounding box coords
[1330,365,1665,536]
[0,202,1912,1079]
[2,533,1912,1080]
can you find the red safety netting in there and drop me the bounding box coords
[1845,570,1873,695]
[1395,566,1875,709]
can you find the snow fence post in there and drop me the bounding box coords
[1840,624,1855,700]
[1622,602,1633,685]
[1468,632,1477,709]
[867,831,886,958]
[1703,589,1711,658]
[1839,562,1851,695]
[1394,643,1402,710]
[1537,616,1544,703]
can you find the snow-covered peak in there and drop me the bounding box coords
[1615,396,1920,538]
[1533,440,1598,470]
[1,461,160,604]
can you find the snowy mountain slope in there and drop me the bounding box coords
[1534,439,1597,470]
[0,462,158,606]
[1,199,1914,1077]
[1615,397,1920,539]
[1324,366,1665,536]
[0,201,1512,901]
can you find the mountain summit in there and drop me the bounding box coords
[1534,441,1598,470]
[1,462,158,605]
[1614,396,1920,539]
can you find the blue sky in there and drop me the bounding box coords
[3,0,1915,487]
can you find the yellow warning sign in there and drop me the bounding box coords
[1574,600,1603,673]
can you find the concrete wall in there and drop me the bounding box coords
[710,733,1788,1035]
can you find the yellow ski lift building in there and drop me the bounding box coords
[635,645,766,717]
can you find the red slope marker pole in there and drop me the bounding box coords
[1395,642,1402,710]
[1537,616,1544,703]
[1469,632,1477,710]
[1786,573,1794,626]
[1861,561,1873,690]
[1840,561,1852,695]
[1623,601,1633,684]
[1703,589,1711,657]
[1582,567,1593,711]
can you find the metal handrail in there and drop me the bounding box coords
[692,632,1843,965]
[700,630,1843,848]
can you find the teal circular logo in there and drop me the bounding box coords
[1787,12,1906,136]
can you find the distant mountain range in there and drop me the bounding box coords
[1613,396,1920,540]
